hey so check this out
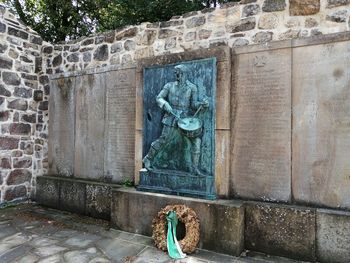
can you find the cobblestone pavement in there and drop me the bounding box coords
[0,204,306,263]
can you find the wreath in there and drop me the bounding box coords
[152,204,200,254]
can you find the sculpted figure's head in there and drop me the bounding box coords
[174,64,189,83]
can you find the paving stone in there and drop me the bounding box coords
[133,247,170,263]
[36,254,62,263]
[0,233,30,255]
[33,245,68,257]
[96,238,145,262]
[31,237,60,247]
[51,230,78,239]
[193,249,237,263]
[63,249,100,263]
[0,225,17,239]
[0,245,32,263]
[14,253,39,263]
[130,234,154,246]
[64,233,101,248]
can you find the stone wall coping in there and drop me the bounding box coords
[37,175,121,188]
[317,208,350,217]
[113,187,244,208]
[233,31,350,54]
[50,63,136,80]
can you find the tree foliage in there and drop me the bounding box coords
[1,0,238,43]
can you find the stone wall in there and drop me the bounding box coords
[3,0,350,205]
[0,7,49,205]
[42,0,350,73]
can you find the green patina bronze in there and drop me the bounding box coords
[138,58,216,199]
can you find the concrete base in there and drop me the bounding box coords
[111,188,244,256]
[36,176,120,220]
[317,209,350,263]
[245,202,316,261]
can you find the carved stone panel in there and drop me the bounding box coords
[293,41,350,209]
[104,68,136,182]
[232,48,292,202]
[74,73,106,180]
[48,77,76,177]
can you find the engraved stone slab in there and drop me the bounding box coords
[232,49,292,202]
[104,68,136,182]
[317,209,350,263]
[74,74,105,180]
[293,41,350,210]
[48,77,76,177]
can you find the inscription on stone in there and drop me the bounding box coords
[232,49,291,202]
[74,73,105,180]
[293,41,350,210]
[104,68,136,182]
[49,77,76,177]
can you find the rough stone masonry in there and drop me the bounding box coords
[1,0,350,205]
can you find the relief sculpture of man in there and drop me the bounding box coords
[143,64,209,175]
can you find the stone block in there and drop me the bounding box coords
[292,40,350,210]
[8,123,31,135]
[59,179,86,214]
[2,71,20,85]
[0,157,11,169]
[74,74,105,180]
[226,17,256,33]
[326,10,348,23]
[0,57,13,69]
[35,176,60,208]
[245,202,316,261]
[111,188,244,256]
[104,68,136,183]
[317,209,350,263]
[232,46,291,202]
[93,44,109,61]
[185,16,206,28]
[0,84,11,97]
[242,4,260,17]
[134,130,143,185]
[327,0,350,8]
[0,136,19,150]
[290,0,320,16]
[12,156,32,168]
[215,130,230,198]
[115,27,138,41]
[7,27,28,40]
[216,61,231,130]
[48,77,75,177]
[262,0,286,12]
[86,184,112,220]
[4,185,27,201]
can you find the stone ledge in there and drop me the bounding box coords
[36,175,120,220]
[316,209,350,263]
[111,188,244,256]
[244,201,316,261]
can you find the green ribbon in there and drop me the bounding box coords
[166,211,186,259]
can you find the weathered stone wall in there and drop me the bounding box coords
[42,0,350,73]
[0,7,49,205]
[3,0,350,205]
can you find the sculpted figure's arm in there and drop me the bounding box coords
[156,84,172,113]
[190,82,209,110]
